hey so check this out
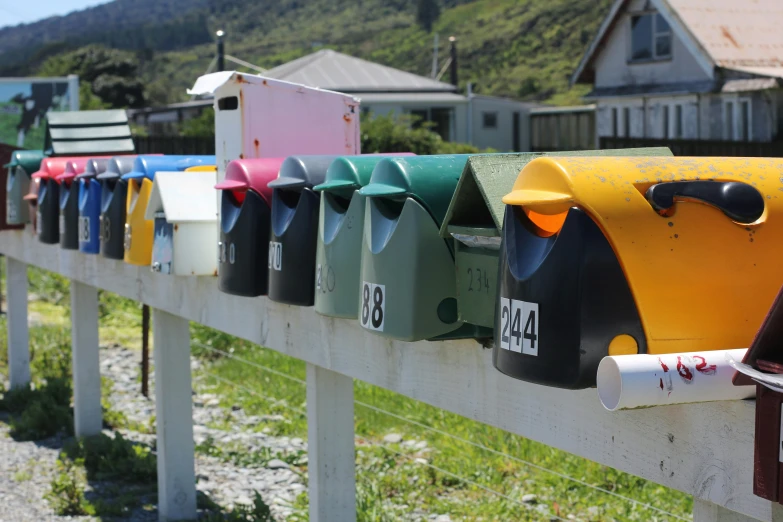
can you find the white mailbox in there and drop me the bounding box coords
[144,170,218,276]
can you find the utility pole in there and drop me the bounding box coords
[216,30,225,72]
[449,36,458,87]
[431,33,439,78]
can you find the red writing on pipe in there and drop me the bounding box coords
[676,356,694,382]
[658,357,674,392]
[693,355,717,375]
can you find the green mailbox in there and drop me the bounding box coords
[439,147,674,330]
[312,154,413,319]
[5,150,44,226]
[358,155,490,342]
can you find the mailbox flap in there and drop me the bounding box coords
[268,156,337,191]
[57,159,95,184]
[439,148,673,240]
[32,158,77,180]
[75,158,110,180]
[145,170,218,222]
[97,156,137,180]
[314,155,414,193]
[360,155,476,227]
[217,158,286,205]
[5,150,44,172]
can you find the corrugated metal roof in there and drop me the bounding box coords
[357,92,466,104]
[264,49,457,93]
[45,109,135,156]
[667,0,783,73]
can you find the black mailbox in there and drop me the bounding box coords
[96,156,136,259]
[267,155,336,306]
[215,158,285,297]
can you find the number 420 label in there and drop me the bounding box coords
[499,297,539,356]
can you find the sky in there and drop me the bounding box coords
[0,0,110,28]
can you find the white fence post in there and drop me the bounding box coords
[70,280,102,437]
[306,363,356,522]
[152,308,196,522]
[6,256,29,389]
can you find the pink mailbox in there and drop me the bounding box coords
[187,71,361,181]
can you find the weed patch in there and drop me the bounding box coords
[64,432,157,483]
[0,378,73,441]
[46,456,93,516]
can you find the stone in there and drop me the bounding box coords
[267,459,290,470]
[383,433,403,444]
[522,494,538,504]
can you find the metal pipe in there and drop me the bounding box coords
[142,304,150,398]
[449,36,458,87]
[216,30,225,73]
[596,348,755,411]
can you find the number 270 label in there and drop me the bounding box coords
[499,297,539,356]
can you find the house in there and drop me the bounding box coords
[572,0,783,143]
[129,49,538,152]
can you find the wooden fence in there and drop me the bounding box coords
[1,229,778,522]
[134,135,215,156]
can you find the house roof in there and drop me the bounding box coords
[572,0,783,87]
[44,109,135,156]
[263,49,458,93]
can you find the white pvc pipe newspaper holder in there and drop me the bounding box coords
[596,349,756,411]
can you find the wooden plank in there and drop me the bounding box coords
[152,308,196,521]
[694,500,783,522]
[0,230,775,521]
[6,255,29,389]
[306,363,356,522]
[70,280,102,437]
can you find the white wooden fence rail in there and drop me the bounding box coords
[1,228,781,522]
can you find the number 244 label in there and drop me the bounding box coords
[499,298,538,356]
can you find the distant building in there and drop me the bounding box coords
[130,49,539,151]
[572,0,783,143]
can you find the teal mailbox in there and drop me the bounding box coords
[312,154,413,319]
[358,155,490,342]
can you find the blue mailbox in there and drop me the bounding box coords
[74,159,110,254]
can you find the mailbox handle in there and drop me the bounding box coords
[645,180,764,224]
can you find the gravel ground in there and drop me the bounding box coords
[0,416,96,522]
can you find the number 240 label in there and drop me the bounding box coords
[499,298,538,356]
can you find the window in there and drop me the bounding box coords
[408,107,453,141]
[482,112,498,129]
[739,101,750,142]
[675,105,683,139]
[631,12,672,61]
[662,105,670,138]
[725,102,734,140]
[611,108,618,137]
[623,107,631,137]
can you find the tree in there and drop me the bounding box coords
[36,45,146,109]
[416,0,441,33]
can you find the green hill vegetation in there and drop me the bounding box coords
[0,0,611,108]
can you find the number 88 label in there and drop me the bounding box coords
[360,282,385,332]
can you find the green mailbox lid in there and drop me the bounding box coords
[358,155,476,226]
[439,147,674,240]
[4,150,45,173]
[314,154,417,193]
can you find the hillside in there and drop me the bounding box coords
[2,0,612,106]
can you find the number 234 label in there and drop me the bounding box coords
[499,298,538,356]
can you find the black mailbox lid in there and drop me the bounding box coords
[216,158,286,297]
[97,156,137,259]
[267,155,339,306]
[74,158,110,181]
